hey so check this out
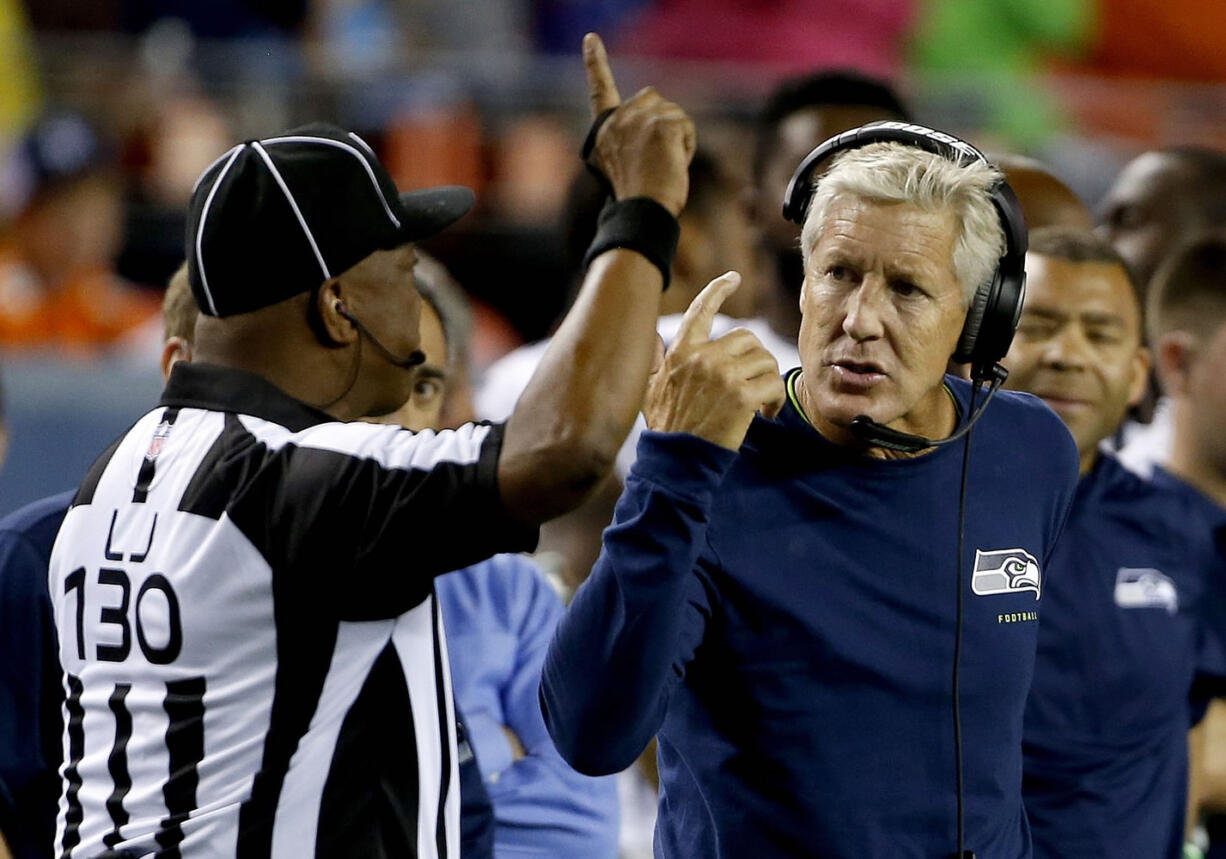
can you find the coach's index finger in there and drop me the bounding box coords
[677,271,741,349]
[583,33,621,116]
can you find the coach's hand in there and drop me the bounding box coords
[644,272,785,451]
[583,33,695,216]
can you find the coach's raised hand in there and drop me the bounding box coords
[644,272,785,451]
[583,33,694,216]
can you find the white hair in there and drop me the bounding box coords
[799,142,1006,306]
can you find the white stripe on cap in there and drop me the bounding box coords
[346,131,378,159]
[261,135,402,230]
[191,143,243,196]
[194,145,245,316]
[249,141,331,282]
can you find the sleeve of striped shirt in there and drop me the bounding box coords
[233,419,539,621]
[539,430,734,776]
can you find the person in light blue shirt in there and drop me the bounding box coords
[438,554,619,856]
[380,257,620,857]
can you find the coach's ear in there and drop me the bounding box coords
[1153,331,1197,398]
[161,336,193,382]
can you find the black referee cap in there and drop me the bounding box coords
[186,123,474,318]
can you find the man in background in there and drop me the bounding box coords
[381,262,620,857]
[1003,226,1225,858]
[1098,149,1226,304]
[410,255,477,429]
[0,111,158,351]
[1143,236,1226,856]
[994,154,1092,230]
[476,145,763,592]
[1097,146,1226,474]
[478,146,760,426]
[1148,235,1226,556]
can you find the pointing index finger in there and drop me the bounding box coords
[677,271,742,348]
[583,33,621,116]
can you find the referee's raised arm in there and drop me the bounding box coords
[497,33,696,524]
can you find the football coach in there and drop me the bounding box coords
[46,35,689,859]
[541,125,1080,858]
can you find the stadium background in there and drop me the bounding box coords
[2,0,1225,516]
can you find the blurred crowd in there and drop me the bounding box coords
[3,1,1226,858]
[2,0,1226,363]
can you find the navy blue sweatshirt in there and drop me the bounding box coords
[1023,455,1226,859]
[541,372,1078,858]
[0,491,72,859]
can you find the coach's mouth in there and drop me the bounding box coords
[828,360,887,389]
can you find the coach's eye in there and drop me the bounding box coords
[890,279,921,298]
[827,265,852,282]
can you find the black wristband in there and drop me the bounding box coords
[581,196,680,290]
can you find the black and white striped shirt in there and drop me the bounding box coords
[48,362,536,858]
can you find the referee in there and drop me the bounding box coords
[47,34,690,859]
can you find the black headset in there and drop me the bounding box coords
[782,120,1028,383]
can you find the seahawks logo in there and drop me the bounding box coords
[971,548,1041,600]
[1114,568,1178,615]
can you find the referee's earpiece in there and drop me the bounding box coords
[305,286,346,348]
[329,297,425,369]
[782,120,1028,383]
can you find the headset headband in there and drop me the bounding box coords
[783,121,1026,256]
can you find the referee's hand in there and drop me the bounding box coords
[582,32,695,216]
[644,271,785,451]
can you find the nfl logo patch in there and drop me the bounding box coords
[146,421,172,460]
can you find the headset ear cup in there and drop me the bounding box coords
[954,277,995,364]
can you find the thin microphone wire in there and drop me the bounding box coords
[311,305,423,412]
[847,372,1004,454]
[343,309,426,369]
[314,325,365,411]
[921,375,1004,449]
